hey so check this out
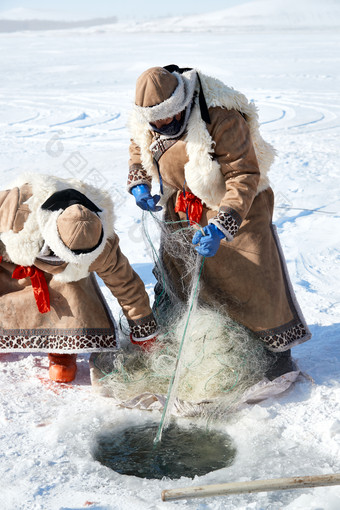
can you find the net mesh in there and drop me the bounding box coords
[93,210,275,412]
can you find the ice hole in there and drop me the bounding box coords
[92,421,236,480]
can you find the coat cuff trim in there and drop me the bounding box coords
[127,164,152,193]
[208,207,242,241]
[128,314,158,339]
[257,320,311,352]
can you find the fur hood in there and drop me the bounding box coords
[0,173,115,282]
[129,70,276,210]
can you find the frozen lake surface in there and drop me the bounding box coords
[0,6,340,509]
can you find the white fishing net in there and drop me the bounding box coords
[92,211,278,415]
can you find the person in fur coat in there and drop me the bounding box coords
[0,174,158,383]
[127,65,311,378]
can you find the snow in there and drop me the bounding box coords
[183,0,340,30]
[0,1,340,508]
[0,8,73,21]
[80,0,340,32]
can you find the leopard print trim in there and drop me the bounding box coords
[257,321,310,352]
[127,164,152,192]
[0,328,117,352]
[208,207,242,241]
[128,314,158,340]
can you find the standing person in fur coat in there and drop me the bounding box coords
[127,65,311,378]
[0,174,158,383]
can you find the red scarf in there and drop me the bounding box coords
[12,265,50,314]
[174,191,203,225]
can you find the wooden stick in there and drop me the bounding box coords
[161,473,340,502]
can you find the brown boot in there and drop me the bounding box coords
[48,353,77,383]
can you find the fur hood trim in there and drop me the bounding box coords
[1,173,115,282]
[129,71,276,210]
[133,69,197,123]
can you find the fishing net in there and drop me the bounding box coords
[92,210,277,416]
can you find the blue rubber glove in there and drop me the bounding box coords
[131,184,162,212]
[192,224,225,257]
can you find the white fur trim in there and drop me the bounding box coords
[133,70,197,123]
[37,208,103,283]
[184,104,225,210]
[198,73,276,196]
[128,71,276,210]
[1,173,115,282]
[128,116,157,181]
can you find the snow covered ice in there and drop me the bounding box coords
[0,0,340,508]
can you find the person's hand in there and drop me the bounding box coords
[192,224,225,257]
[131,184,162,212]
[130,333,158,352]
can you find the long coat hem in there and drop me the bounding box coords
[0,327,118,353]
[257,224,311,351]
[0,176,157,354]
[151,191,311,354]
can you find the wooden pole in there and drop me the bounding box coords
[161,473,340,502]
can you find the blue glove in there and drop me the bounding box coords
[192,223,225,257]
[131,184,162,212]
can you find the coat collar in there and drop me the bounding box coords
[0,173,115,282]
[129,72,276,210]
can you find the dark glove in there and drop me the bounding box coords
[192,224,225,257]
[131,184,162,212]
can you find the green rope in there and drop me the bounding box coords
[93,209,271,416]
[142,210,201,311]
[154,255,205,446]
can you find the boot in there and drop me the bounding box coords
[265,349,297,381]
[48,353,77,383]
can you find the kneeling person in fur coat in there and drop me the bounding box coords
[128,65,311,378]
[0,174,158,383]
